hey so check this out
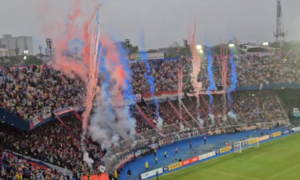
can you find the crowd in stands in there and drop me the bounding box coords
[0,54,298,123]
[137,90,287,132]
[0,53,294,178]
[0,147,79,180]
[0,65,84,122]
[0,115,103,179]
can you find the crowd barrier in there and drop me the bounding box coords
[140,127,298,180]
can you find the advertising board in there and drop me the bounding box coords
[168,162,182,171]
[181,156,199,166]
[163,166,168,172]
[258,135,270,142]
[272,131,282,138]
[248,138,258,145]
[198,151,216,160]
[219,146,231,154]
[283,130,290,134]
[292,126,300,132]
[141,168,163,179]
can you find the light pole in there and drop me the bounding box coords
[183,39,188,59]
[46,38,53,59]
[125,39,131,59]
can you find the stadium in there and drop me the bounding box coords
[1,0,300,180]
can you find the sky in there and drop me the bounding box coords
[1,0,300,53]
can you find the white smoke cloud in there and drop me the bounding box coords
[83,152,94,168]
[180,122,185,131]
[197,116,204,126]
[227,111,238,123]
[88,87,136,150]
[208,113,215,125]
[157,117,164,130]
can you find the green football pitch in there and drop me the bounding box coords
[153,132,300,180]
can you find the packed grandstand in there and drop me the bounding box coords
[1,51,298,179]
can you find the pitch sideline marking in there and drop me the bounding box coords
[199,168,260,180]
[247,146,288,160]
[264,163,300,180]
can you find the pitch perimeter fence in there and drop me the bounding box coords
[103,116,288,174]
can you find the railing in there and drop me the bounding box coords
[102,110,289,173]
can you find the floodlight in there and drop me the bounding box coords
[229,44,235,48]
[196,45,202,50]
[262,42,269,46]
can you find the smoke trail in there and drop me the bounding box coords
[188,22,201,121]
[139,30,163,129]
[197,117,204,126]
[208,113,215,125]
[180,122,185,131]
[206,47,216,105]
[227,111,238,123]
[81,26,102,168]
[87,35,137,149]
[227,48,237,103]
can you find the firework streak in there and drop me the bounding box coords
[227,48,237,103]
[206,48,216,107]
[82,26,102,136]
[188,22,201,117]
[139,30,163,129]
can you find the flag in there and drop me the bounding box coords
[29,120,34,130]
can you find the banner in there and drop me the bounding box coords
[258,135,270,142]
[141,168,163,179]
[144,96,167,104]
[248,138,258,145]
[53,107,74,116]
[181,156,199,166]
[159,138,173,146]
[272,131,282,138]
[168,162,182,171]
[199,151,216,160]
[282,130,290,134]
[186,90,225,96]
[292,126,300,132]
[219,146,231,154]
[43,113,52,120]
[142,90,179,98]
[130,52,165,61]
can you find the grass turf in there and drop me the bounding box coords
[152,132,300,180]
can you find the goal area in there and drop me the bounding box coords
[232,137,259,153]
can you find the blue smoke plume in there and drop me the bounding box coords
[139,30,160,117]
[206,47,216,106]
[227,48,237,102]
[117,42,135,104]
[68,39,85,54]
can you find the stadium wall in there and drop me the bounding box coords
[4,149,73,175]
[139,127,300,180]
